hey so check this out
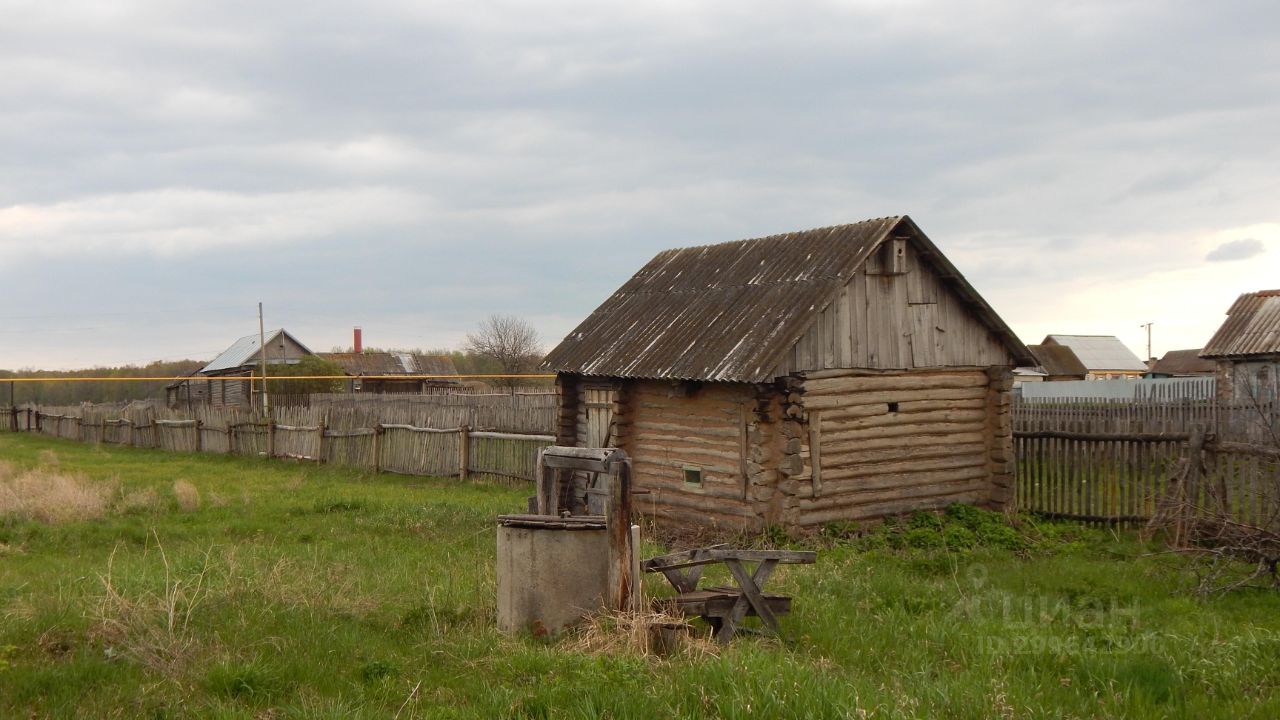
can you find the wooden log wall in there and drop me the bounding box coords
[789,368,1001,526]
[615,380,770,531]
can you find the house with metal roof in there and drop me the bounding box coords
[1201,289,1280,403]
[199,329,313,408]
[318,352,460,393]
[1039,334,1147,379]
[543,215,1032,532]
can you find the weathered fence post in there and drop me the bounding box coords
[194,419,203,453]
[226,424,234,454]
[373,424,383,473]
[8,405,16,433]
[458,424,470,480]
[317,420,327,464]
[267,419,276,458]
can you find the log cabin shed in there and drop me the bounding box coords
[542,216,1034,531]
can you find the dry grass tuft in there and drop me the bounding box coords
[0,469,115,524]
[90,537,216,674]
[37,449,59,467]
[119,488,161,514]
[172,480,201,511]
[562,608,718,660]
[0,460,15,480]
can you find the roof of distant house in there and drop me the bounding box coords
[1042,335,1147,372]
[1201,289,1280,359]
[1150,349,1217,376]
[319,351,459,379]
[1026,344,1089,377]
[201,329,312,374]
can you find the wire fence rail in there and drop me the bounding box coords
[1,401,553,486]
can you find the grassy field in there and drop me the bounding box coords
[1,434,1278,718]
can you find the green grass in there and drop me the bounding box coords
[1,434,1278,718]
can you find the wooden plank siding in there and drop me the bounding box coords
[774,242,1009,376]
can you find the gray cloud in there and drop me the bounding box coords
[1205,237,1265,262]
[2,1,1279,368]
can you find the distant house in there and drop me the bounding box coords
[165,371,208,409]
[199,329,313,408]
[1024,344,1089,382]
[544,216,1033,532]
[318,352,460,393]
[1147,349,1216,378]
[1201,290,1280,403]
[1039,335,1147,379]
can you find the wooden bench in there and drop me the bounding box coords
[643,546,816,643]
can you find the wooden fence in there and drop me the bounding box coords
[2,403,553,486]
[1013,396,1278,525]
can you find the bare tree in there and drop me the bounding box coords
[466,314,544,388]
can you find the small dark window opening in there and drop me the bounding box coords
[887,402,900,413]
[683,466,703,487]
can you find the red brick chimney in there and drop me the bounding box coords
[353,326,363,354]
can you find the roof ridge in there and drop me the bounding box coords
[651,216,904,256]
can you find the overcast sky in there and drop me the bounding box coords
[1,0,1277,371]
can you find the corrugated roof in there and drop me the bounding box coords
[201,329,312,374]
[543,216,1031,383]
[1201,290,1280,358]
[1026,344,1088,377]
[319,352,459,378]
[1042,335,1147,372]
[1150,349,1216,376]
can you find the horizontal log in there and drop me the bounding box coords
[814,454,988,484]
[820,441,987,467]
[629,420,741,439]
[821,420,987,445]
[823,431,988,455]
[796,488,989,526]
[631,442,741,465]
[801,366,988,381]
[637,490,755,517]
[379,424,458,434]
[629,431,740,453]
[469,431,554,442]
[820,408,987,434]
[798,477,989,511]
[796,465,989,500]
[632,458,740,479]
[632,476,747,499]
[804,387,988,410]
[1207,440,1280,459]
[820,398,986,423]
[803,371,987,396]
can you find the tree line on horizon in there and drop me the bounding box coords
[2,314,551,405]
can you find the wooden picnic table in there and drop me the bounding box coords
[642,545,816,643]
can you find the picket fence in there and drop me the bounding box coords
[1013,397,1278,526]
[1,403,552,485]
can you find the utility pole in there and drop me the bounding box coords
[258,302,270,418]
[1140,322,1154,361]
